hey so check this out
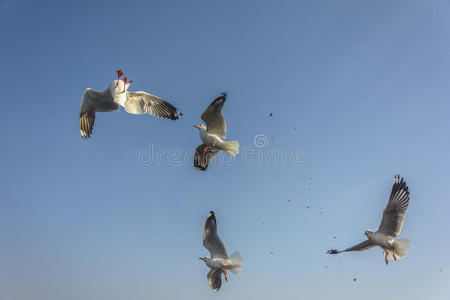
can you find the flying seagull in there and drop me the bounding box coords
[79,70,182,139]
[327,175,411,265]
[200,211,242,291]
[193,93,239,170]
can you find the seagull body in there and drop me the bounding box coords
[201,257,236,270]
[327,175,411,265]
[200,211,242,291]
[199,129,224,147]
[193,92,239,170]
[79,70,182,139]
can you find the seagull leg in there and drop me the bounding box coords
[384,250,389,265]
[392,247,397,261]
[122,77,128,93]
[203,146,213,153]
[222,269,227,282]
[115,69,123,87]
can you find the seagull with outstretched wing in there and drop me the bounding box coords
[79,70,182,139]
[199,211,243,291]
[327,175,411,265]
[193,93,239,170]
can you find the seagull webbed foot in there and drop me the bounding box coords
[203,146,213,153]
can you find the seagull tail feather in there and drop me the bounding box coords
[229,251,243,275]
[386,238,410,259]
[222,141,239,157]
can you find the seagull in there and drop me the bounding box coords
[79,70,182,139]
[200,211,242,291]
[327,175,411,265]
[193,93,239,170]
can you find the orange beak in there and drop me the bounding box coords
[193,125,200,128]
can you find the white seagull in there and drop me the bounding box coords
[193,93,239,170]
[79,70,182,139]
[200,211,243,291]
[327,175,411,265]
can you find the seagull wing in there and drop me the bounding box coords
[327,240,376,254]
[79,88,117,139]
[207,269,222,291]
[378,175,410,238]
[203,212,228,259]
[125,91,182,120]
[201,92,227,138]
[194,144,221,171]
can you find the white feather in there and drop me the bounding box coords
[229,251,243,275]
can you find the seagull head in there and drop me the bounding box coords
[199,257,212,267]
[193,124,207,131]
[365,230,374,238]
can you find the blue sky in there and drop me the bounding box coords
[1,0,449,299]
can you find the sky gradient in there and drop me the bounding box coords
[1,0,449,299]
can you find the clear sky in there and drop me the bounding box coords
[1,0,449,299]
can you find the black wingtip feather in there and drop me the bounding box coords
[210,92,227,107]
[195,166,207,171]
[79,111,95,140]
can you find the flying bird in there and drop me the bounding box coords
[199,211,242,291]
[193,93,239,170]
[327,175,411,265]
[79,70,182,139]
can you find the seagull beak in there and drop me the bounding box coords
[193,125,200,128]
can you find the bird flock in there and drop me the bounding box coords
[79,70,412,291]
